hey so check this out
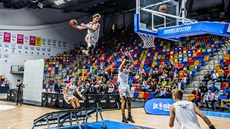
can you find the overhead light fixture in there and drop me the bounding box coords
[37,2,43,9]
[54,0,65,5]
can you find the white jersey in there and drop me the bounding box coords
[173,101,200,129]
[118,68,130,85]
[87,22,100,43]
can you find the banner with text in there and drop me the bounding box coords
[29,36,36,46]
[17,34,24,44]
[3,32,11,43]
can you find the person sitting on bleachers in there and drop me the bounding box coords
[205,90,217,110]
[203,71,212,82]
[155,88,166,98]
[199,81,208,98]
[221,60,228,70]
[211,70,219,82]
[223,83,230,98]
[208,82,219,94]
[192,87,201,107]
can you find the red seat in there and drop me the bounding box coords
[224,70,230,76]
[222,82,229,90]
[144,92,150,100]
[135,86,141,92]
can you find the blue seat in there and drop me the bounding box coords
[149,92,154,99]
[133,92,139,99]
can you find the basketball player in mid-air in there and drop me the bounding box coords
[63,76,85,109]
[118,52,135,123]
[70,13,101,56]
[169,89,216,129]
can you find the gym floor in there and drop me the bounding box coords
[0,100,230,129]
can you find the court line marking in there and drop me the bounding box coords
[7,121,31,129]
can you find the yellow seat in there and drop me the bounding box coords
[215,64,220,71]
[194,60,200,66]
[217,70,224,76]
[138,92,144,99]
[204,55,210,61]
[224,54,229,60]
[188,94,195,102]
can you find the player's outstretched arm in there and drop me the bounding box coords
[63,84,69,95]
[81,23,100,32]
[71,24,87,30]
[75,88,85,100]
[194,104,216,129]
[119,59,126,72]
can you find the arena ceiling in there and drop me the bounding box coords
[0,0,229,20]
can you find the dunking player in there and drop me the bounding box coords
[169,89,216,129]
[118,52,135,123]
[70,13,101,56]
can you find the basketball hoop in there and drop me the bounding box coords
[138,33,155,48]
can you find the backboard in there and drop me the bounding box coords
[135,0,193,36]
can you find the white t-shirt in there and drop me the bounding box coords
[173,101,200,129]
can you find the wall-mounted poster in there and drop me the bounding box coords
[3,32,11,43]
[42,38,47,46]
[0,32,3,42]
[29,46,35,55]
[17,34,24,44]
[58,40,62,47]
[10,44,17,53]
[3,53,9,63]
[29,36,36,46]
[36,36,42,46]
[0,53,2,63]
[52,40,57,47]
[11,34,17,43]
[36,47,41,55]
[24,36,29,45]
[63,41,66,48]
[41,47,46,56]
[17,44,23,54]
[47,48,51,56]
[3,43,10,53]
[24,45,29,54]
[47,39,51,46]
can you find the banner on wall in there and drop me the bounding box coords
[52,40,57,47]
[24,36,29,45]
[24,45,29,54]
[17,45,23,54]
[0,53,2,63]
[47,39,51,46]
[36,47,41,55]
[0,32,3,42]
[41,47,46,56]
[17,34,24,44]
[11,34,17,43]
[144,98,174,115]
[29,36,36,46]
[58,40,62,47]
[47,48,51,56]
[30,46,35,55]
[42,38,47,46]
[3,43,10,53]
[63,41,66,48]
[36,36,42,46]
[3,32,11,43]
[10,44,17,53]
[3,53,9,63]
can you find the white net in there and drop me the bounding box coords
[138,33,155,48]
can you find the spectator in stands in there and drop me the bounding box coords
[220,97,230,111]
[155,88,166,98]
[208,82,219,94]
[205,90,217,110]
[192,87,201,107]
[211,70,219,82]
[221,60,228,70]
[223,83,230,98]
[203,71,212,82]
[199,81,208,98]
[54,79,63,93]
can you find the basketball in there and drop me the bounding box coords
[159,4,167,13]
[69,19,77,26]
